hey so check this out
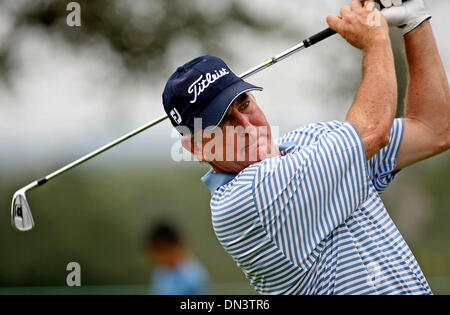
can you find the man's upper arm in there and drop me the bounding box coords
[366,118,404,194]
[395,117,447,171]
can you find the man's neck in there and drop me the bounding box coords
[210,145,281,174]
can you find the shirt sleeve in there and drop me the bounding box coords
[367,118,405,194]
[253,121,370,268]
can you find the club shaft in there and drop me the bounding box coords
[239,42,306,79]
[28,27,336,188]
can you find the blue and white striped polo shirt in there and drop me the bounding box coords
[201,119,432,295]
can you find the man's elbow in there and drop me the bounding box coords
[364,128,390,159]
[431,119,450,154]
[370,121,391,148]
[447,133,450,151]
[439,129,450,153]
[374,129,390,151]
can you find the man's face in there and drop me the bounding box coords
[183,92,280,174]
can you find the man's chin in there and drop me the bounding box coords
[243,150,277,164]
[257,151,277,162]
[257,142,280,160]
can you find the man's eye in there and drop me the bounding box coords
[239,101,250,111]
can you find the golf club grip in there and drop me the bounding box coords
[303,28,337,48]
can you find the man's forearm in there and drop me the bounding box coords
[346,37,398,159]
[404,21,450,142]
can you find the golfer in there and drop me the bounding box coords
[162,0,449,294]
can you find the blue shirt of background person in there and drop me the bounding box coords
[145,222,211,295]
[151,258,210,295]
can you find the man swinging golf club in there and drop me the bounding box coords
[162,0,449,294]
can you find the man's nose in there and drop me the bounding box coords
[232,109,252,130]
[232,111,257,140]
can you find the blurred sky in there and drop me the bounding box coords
[0,0,449,174]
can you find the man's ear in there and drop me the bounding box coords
[181,135,204,161]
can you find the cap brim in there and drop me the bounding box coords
[195,80,263,130]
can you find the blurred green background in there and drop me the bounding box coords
[0,0,448,294]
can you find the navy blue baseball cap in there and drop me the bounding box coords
[162,55,262,132]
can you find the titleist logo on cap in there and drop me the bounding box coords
[188,68,230,104]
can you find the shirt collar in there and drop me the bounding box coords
[201,141,297,194]
[201,169,237,194]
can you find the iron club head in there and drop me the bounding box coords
[11,182,37,232]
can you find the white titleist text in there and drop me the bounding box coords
[188,68,229,104]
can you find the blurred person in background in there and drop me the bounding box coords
[144,221,211,295]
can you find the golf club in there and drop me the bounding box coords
[11,27,336,232]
